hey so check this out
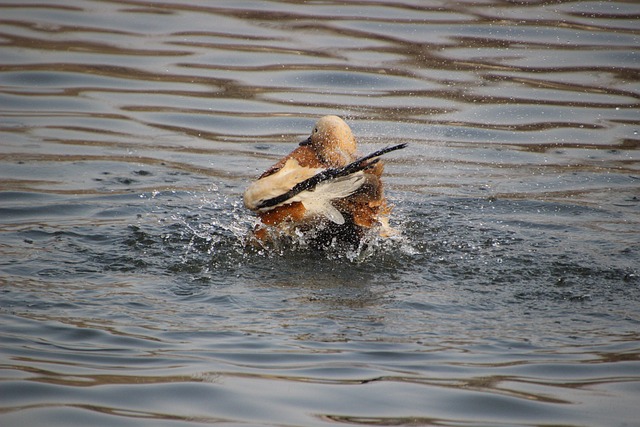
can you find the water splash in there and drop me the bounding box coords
[141,185,419,276]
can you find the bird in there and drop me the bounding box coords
[244,115,406,248]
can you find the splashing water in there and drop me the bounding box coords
[143,184,418,274]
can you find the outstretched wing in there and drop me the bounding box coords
[254,143,407,211]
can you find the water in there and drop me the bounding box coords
[1,1,639,426]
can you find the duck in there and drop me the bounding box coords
[244,115,405,248]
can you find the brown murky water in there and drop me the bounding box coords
[1,1,639,426]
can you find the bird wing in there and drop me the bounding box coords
[253,143,407,211]
[245,143,407,224]
[243,157,322,211]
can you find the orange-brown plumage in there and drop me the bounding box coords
[243,115,401,247]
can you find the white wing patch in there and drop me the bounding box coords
[294,174,365,224]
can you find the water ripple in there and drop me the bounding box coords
[1,1,639,426]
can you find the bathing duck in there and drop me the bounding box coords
[244,115,406,248]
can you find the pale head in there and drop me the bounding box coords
[301,115,357,167]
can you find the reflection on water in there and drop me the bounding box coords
[0,1,639,426]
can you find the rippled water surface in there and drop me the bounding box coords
[1,1,639,426]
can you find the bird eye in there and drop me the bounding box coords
[313,127,318,133]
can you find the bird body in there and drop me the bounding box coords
[243,115,405,246]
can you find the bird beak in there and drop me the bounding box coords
[299,136,312,146]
